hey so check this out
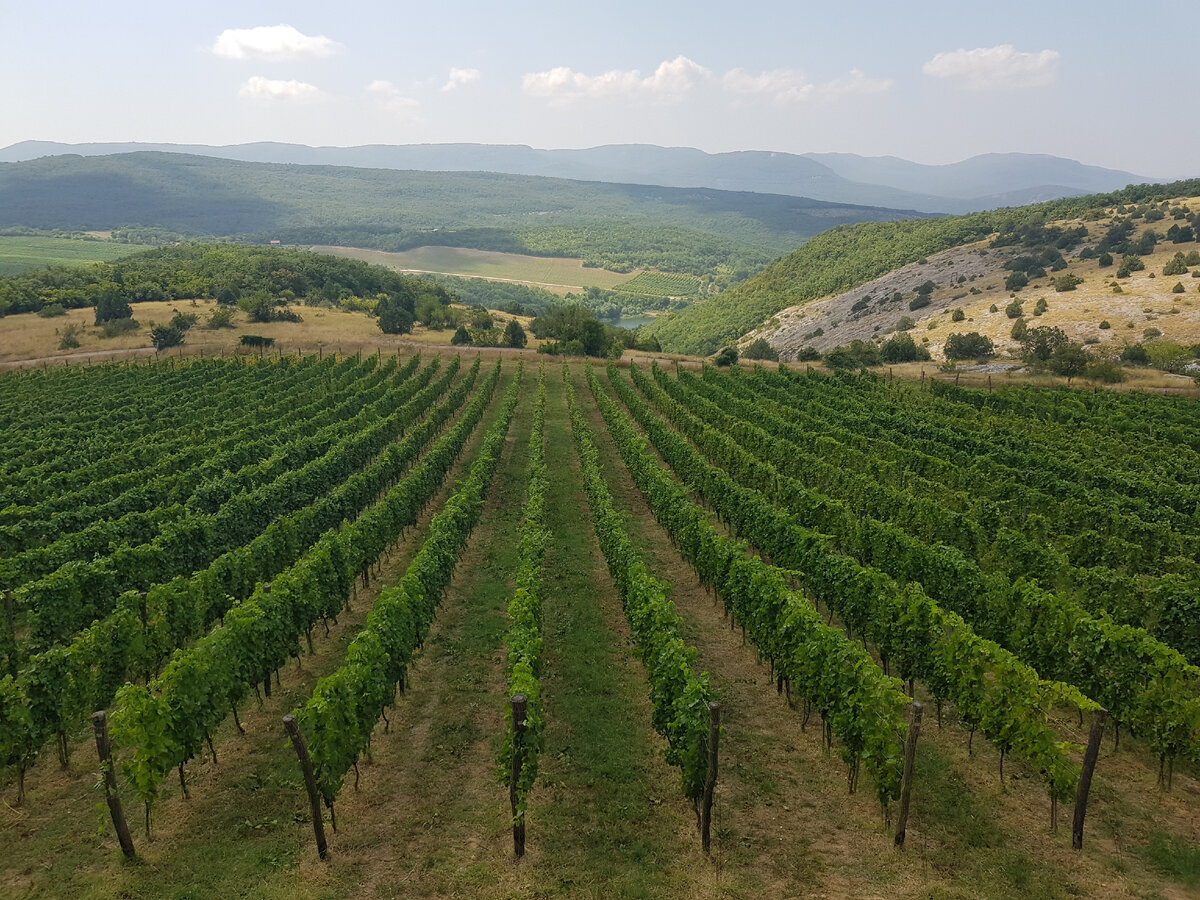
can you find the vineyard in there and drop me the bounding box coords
[614,271,705,298]
[1,351,1198,899]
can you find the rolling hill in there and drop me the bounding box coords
[0,151,927,277]
[644,179,1200,356]
[0,141,1157,214]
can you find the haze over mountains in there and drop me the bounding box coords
[0,141,1158,215]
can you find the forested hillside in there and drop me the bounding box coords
[0,152,925,277]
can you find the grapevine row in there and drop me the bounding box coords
[295,360,524,812]
[499,363,549,835]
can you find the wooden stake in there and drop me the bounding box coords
[701,702,721,854]
[510,695,528,858]
[283,714,329,860]
[92,711,136,860]
[1073,709,1107,850]
[894,701,923,848]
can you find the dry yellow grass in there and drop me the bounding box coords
[0,300,545,369]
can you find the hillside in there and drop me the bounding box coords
[646,179,1200,356]
[0,152,926,278]
[0,141,1157,214]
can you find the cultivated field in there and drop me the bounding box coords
[0,236,135,276]
[309,245,639,294]
[1,353,1197,899]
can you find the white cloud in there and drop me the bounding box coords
[366,80,421,115]
[923,44,1059,91]
[522,55,710,101]
[442,67,481,92]
[238,77,324,102]
[213,25,341,62]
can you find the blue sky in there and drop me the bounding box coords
[3,0,1195,177]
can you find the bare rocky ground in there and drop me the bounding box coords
[745,203,1200,365]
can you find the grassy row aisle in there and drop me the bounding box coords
[0,362,514,900]
[516,367,707,898]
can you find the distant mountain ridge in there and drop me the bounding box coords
[0,141,1162,214]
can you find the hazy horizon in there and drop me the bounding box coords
[4,0,1197,179]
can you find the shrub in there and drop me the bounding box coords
[169,310,198,332]
[950,308,965,322]
[908,295,932,311]
[1099,320,1111,329]
[1186,250,1200,266]
[714,346,738,367]
[1098,252,1114,267]
[1121,344,1150,364]
[879,332,931,363]
[58,323,82,350]
[1145,341,1192,372]
[1085,360,1126,383]
[1011,317,1029,340]
[742,338,779,361]
[1053,275,1082,292]
[943,332,994,361]
[240,334,275,349]
[850,297,870,313]
[1004,271,1029,292]
[1144,327,1162,339]
[1005,299,1023,319]
[150,324,184,351]
[1164,252,1189,276]
[823,341,882,370]
[1172,282,1186,293]
[451,325,472,346]
[207,307,235,329]
[896,316,916,331]
[1034,298,1049,315]
[100,317,139,338]
[795,347,821,362]
[989,303,998,312]
[37,303,67,318]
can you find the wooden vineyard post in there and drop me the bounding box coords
[701,701,721,854]
[894,701,923,848]
[1072,708,1107,851]
[92,711,136,860]
[283,714,329,860]
[510,694,528,858]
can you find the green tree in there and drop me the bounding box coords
[741,338,779,361]
[94,294,133,325]
[943,332,994,361]
[150,324,184,352]
[1005,299,1023,319]
[714,346,738,366]
[377,300,415,335]
[879,333,931,363]
[1021,326,1069,363]
[1048,342,1088,381]
[451,325,472,345]
[503,319,527,348]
